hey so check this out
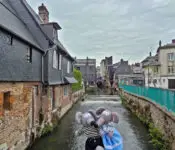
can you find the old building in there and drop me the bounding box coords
[0,1,76,149]
[96,66,101,78]
[113,59,133,85]
[100,56,113,87]
[142,40,175,89]
[74,57,96,85]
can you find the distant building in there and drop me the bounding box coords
[142,40,175,89]
[131,63,143,74]
[113,59,144,86]
[74,58,96,85]
[100,59,106,78]
[100,56,113,87]
[96,66,101,78]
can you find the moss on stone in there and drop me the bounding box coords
[120,94,171,150]
[41,124,53,136]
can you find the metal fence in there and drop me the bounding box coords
[119,84,175,113]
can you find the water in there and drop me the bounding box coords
[30,95,153,150]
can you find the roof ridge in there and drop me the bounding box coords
[21,0,54,46]
[1,1,27,26]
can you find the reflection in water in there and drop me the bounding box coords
[30,96,153,150]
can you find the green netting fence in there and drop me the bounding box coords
[119,84,175,113]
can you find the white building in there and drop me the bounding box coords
[100,59,106,79]
[142,40,175,89]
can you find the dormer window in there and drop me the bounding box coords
[53,50,58,69]
[53,29,58,41]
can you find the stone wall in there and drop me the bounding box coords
[0,82,43,150]
[0,82,85,150]
[120,89,175,150]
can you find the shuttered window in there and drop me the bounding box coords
[3,92,11,110]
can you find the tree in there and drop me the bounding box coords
[72,68,82,91]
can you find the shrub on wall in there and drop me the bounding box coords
[72,68,82,92]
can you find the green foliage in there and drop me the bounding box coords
[41,124,53,136]
[72,68,82,92]
[149,123,169,150]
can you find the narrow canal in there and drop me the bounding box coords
[30,94,153,150]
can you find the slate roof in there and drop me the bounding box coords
[21,0,73,60]
[3,0,74,60]
[113,61,132,75]
[0,1,42,50]
[141,55,160,67]
[115,63,132,75]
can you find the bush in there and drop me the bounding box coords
[72,68,82,92]
[41,124,53,136]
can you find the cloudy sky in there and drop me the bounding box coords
[28,0,175,65]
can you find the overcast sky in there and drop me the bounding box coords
[28,0,175,65]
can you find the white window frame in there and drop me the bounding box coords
[168,53,174,61]
[59,54,62,70]
[67,61,70,73]
[53,50,58,69]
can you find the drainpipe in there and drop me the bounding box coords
[42,48,51,84]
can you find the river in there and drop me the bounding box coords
[29,94,153,150]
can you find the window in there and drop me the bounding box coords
[3,92,11,110]
[168,53,174,61]
[154,66,159,73]
[168,66,175,74]
[64,87,68,96]
[59,54,62,70]
[53,29,58,41]
[26,47,32,63]
[53,50,58,69]
[168,79,175,89]
[67,61,70,73]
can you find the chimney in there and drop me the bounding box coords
[38,3,49,23]
[159,40,162,47]
[149,52,152,56]
[172,39,175,44]
[121,59,123,63]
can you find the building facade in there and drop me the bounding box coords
[74,58,96,85]
[142,40,175,89]
[0,1,77,149]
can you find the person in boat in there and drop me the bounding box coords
[75,110,104,150]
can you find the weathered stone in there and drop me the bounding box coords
[121,90,175,150]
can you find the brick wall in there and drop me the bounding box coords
[121,90,175,150]
[0,82,42,149]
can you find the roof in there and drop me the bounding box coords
[141,55,160,67]
[0,1,42,50]
[41,22,62,30]
[141,56,157,63]
[114,62,132,75]
[21,0,74,60]
[64,76,77,84]
[157,43,175,53]
[9,0,74,60]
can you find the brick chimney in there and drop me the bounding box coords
[38,3,49,23]
[172,39,175,44]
